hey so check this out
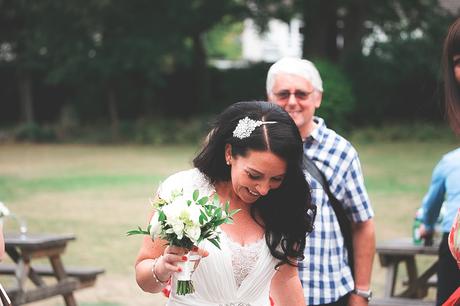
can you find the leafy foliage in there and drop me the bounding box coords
[314,59,356,131]
[0,0,457,131]
[343,1,453,125]
[205,19,244,60]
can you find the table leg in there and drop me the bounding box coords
[398,256,418,298]
[49,255,77,306]
[6,246,46,287]
[384,260,399,297]
[399,259,437,299]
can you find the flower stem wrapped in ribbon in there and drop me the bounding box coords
[128,189,240,295]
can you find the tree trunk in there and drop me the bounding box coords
[341,0,368,58]
[191,32,209,114]
[18,71,34,125]
[302,0,339,61]
[107,86,119,140]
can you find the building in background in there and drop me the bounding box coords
[241,18,303,63]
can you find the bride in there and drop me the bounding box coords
[135,101,315,306]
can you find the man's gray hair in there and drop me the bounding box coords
[266,57,323,94]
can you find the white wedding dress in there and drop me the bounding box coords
[157,169,278,306]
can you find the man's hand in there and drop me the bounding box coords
[349,292,369,306]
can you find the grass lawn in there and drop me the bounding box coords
[0,140,458,305]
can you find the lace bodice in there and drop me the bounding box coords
[226,236,265,288]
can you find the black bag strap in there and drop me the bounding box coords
[0,283,12,306]
[302,156,355,276]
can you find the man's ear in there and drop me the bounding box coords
[314,91,322,108]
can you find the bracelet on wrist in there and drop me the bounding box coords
[152,257,170,285]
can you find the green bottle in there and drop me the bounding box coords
[412,208,424,245]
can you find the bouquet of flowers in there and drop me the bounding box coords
[128,189,239,295]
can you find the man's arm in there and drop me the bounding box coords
[349,218,375,306]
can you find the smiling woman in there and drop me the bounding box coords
[135,101,316,306]
[223,149,286,203]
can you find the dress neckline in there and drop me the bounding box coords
[221,230,265,248]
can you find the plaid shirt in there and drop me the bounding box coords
[299,117,374,305]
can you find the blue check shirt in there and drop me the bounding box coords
[299,117,374,305]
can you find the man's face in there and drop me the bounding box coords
[268,73,322,139]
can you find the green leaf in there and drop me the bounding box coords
[197,196,209,205]
[199,213,206,225]
[193,189,199,201]
[159,210,166,221]
[216,207,222,219]
[126,226,150,236]
[229,208,241,217]
[215,219,227,226]
[208,238,221,250]
[126,230,140,236]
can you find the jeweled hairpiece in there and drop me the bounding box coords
[232,116,277,139]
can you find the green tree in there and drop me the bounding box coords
[0,0,53,124]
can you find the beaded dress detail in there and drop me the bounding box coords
[227,236,264,288]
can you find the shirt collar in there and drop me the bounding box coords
[305,116,326,144]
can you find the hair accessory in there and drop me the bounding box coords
[232,116,277,139]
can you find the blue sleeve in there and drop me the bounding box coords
[421,158,446,231]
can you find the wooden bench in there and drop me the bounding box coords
[376,238,439,299]
[0,264,104,289]
[403,275,437,288]
[370,297,434,306]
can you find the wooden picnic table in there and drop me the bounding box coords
[0,232,104,306]
[372,237,439,306]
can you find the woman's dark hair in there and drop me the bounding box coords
[443,18,460,134]
[193,101,315,267]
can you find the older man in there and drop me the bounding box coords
[267,57,375,306]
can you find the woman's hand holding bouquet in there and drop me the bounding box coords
[128,189,239,295]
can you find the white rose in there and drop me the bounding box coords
[170,220,185,240]
[185,225,201,243]
[184,203,202,225]
[162,196,185,220]
[149,212,161,240]
[161,195,205,242]
[0,202,10,218]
